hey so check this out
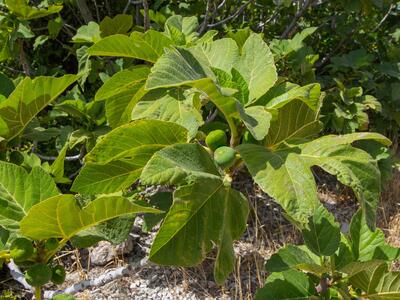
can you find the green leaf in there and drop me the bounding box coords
[302,205,341,256]
[131,89,203,138]
[348,262,400,299]
[350,210,400,261]
[302,134,390,228]
[0,75,78,141]
[235,33,277,102]
[88,30,173,63]
[48,16,63,39]
[0,72,14,97]
[72,120,188,194]
[72,155,152,195]
[6,0,62,20]
[72,22,101,44]
[269,27,317,59]
[238,132,387,227]
[72,215,134,247]
[257,83,321,110]
[266,244,328,275]
[333,235,355,271]
[0,162,59,231]
[227,28,251,50]
[76,46,91,86]
[146,48,239,140]
[20,195,161,241]
[84,120,188,163]
[255,269,317,300]
[265,100,322,148]
[142,192,173,232]
[100,14,133,37]
[237,105,271,140]
[164,15,198,44]
[237,145,321,225]
[149,178,249,284]
[141,143,221,185]
[192,38,240,73]
[95,66,150,128]
[0,226,10,251]
[49,142,70,183]
[146,47,211,88]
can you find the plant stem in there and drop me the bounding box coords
[76,0,94,23]
[143,0,149,31]
[35,286,42,300]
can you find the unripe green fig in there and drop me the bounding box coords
[51,265,66,284]
[10,238,34,262]
[205,130,227,151]
[214,146,236,169]
[25,264,52,286]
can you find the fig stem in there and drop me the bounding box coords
[35,286,42,300]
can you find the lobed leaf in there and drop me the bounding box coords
[20,195,160,241]
[235,33,277,102]
[0,162,59,231]
[141,143,221,185]
[255,269,317,300]
[72,120,188,194]
[95,66,150,128]
[149,178,249,284]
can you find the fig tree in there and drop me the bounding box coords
[10,238,34,262]
[214,146,236,169]
[205,130,227,151]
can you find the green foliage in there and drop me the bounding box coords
[0,1,398,297]
[9,238,34,262]
[257,210,400,299]
[25,263,52,286]
[51,265,66,284]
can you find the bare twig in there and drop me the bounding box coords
[315,28,356,70]
[205,109,219,124]
[32,145,85,162]
[18,40,32,77]
[7,261,34,292]
[61,23,75,37]
[123,0,143,14]
[280,0,314,38]
[33,152,81,162]
[198,0,212,35]
[143,0,150,31]
[92,0,100,23]
[0,64,25,74]
[373,3,395,32]
[76,0,94,23]
[105,0,111,15]
[207,0,252,28]
[43,262,149,299]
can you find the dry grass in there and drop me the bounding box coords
[379,169,400,247]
